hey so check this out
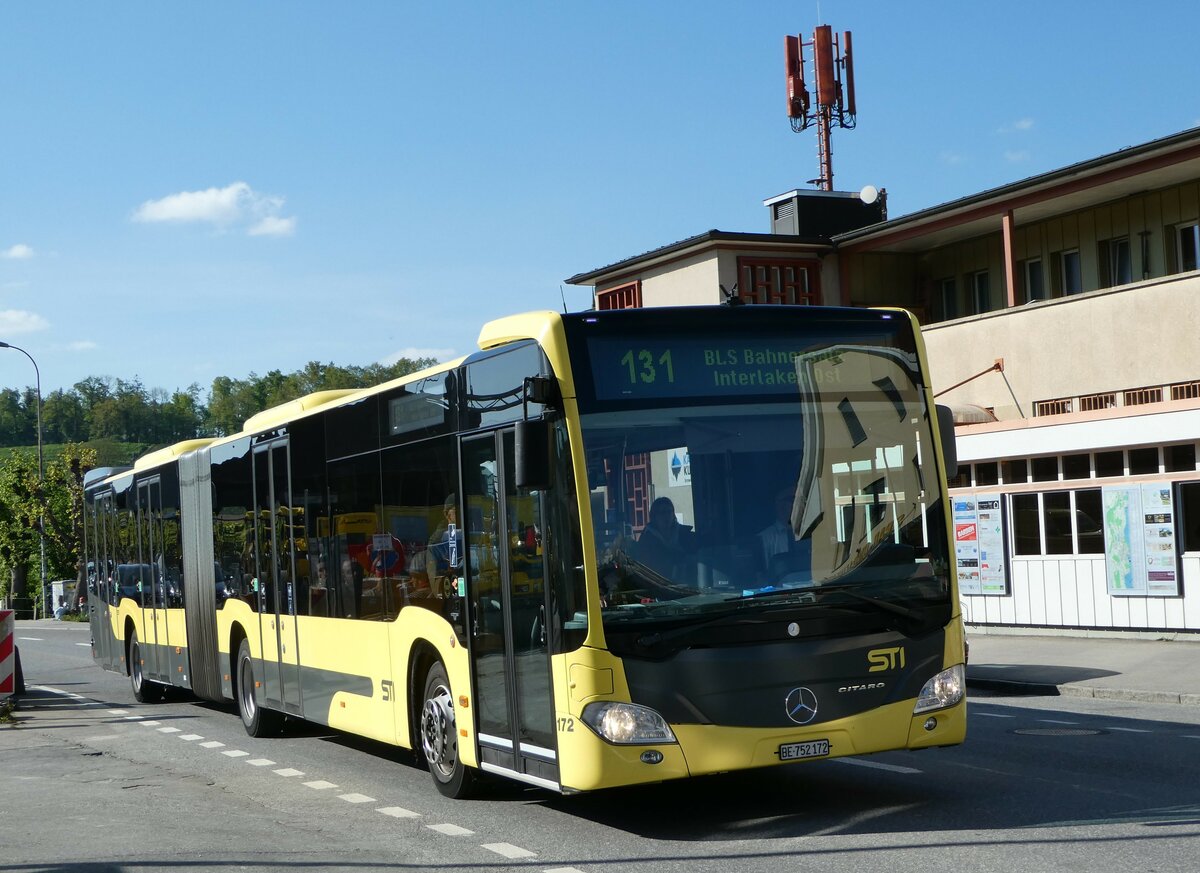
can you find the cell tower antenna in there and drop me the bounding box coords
[784,25,857,191]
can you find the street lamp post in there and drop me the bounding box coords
[0,341,45,619]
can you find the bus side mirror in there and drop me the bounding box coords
[935,404,958,479]
[515,419,552,491]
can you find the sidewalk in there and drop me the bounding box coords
[966,628,1200,705]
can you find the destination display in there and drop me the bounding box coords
[586,334,870,401]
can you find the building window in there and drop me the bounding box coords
[1013,489,1104,557]
[1099,237,1132,287]
[971,270,990,314]
[1061,453,1091,479]
[1001,458,1028,484]
[1124,386,1163,406]
[737,258,819,305]
[1179,482,1200,552]
[1164,443,1197,473]
[1128,447,1159,475]
[1178,223,1200,273]
[1023,258,1045,302]
[939,278,957,320]
[597,281,642,310]
[1031,456,1059,482]
[1061,249,1082,295]
[974,461,999,486]
[1094,451,1124,477]
[1034,397,1073,416]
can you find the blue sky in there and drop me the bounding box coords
[2,1,1198,396]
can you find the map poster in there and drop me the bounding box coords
[953,496,981,595]
[1103,485,1181,597]
[1141,483,1180,595]
[953,493,1008,596]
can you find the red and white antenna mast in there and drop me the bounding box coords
[784,26,857,191]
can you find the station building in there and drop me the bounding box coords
[566,126,1200,636]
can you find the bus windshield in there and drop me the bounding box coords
[564,308,952,652]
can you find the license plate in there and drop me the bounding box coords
[779,739,830,761]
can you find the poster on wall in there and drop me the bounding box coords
[1141,483,1180,595]
[953,493,1008,596]
[975,495,1009,594]
[953,496,981,595]
[1102,485,1181,597]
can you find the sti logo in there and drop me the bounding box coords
[867,646,906,672]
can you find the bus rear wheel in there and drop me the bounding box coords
[420,662,475,798]
[237,639,283,737]
[129,629,163,703]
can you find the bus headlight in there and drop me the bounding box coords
[913,664,965,714]
[581,701,677,745]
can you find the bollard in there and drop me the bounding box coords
[1,609,14,700]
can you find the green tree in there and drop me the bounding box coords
[43,389,87,443]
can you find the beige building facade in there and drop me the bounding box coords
[567,127,1200,635]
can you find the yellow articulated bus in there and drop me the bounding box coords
[83,304,966,798]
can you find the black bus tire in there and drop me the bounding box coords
[420,661,475,799]
[236,638,282,737]
[129,628,163,703]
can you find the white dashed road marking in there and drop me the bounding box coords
[304,781,338,790]
[179,734,204,741]
[139,721,162,727]
[482,843,536,859]
[834,757,922,775]
[427,823,474,836]
[274,768,305,777]
[246,758,276,767]
[75,642,91,647]
[544,868,587,873]
[378,806,420,818]
[975,712,1014,718]
[338,793,376,804]
[200,741,225,749]
[157,727,181,734]
[108,710,128,715]
[1038,719,1079,725]
[223,750,250,758]
[1106,727,1151,734]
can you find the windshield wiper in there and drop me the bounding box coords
[815,585,924,623]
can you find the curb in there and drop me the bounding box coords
[967,676,1200,706]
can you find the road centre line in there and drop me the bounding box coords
[482,843,537,859]
[274,768,305,777]
[179,734,204,741]
[338,793,376,804]
[378,806,420,818]
[304,780,338,790]
[543,868,587,873]
[223,750,250,758]
[200,741,225,749]
[426,823,474,836]
[1038,719,1079,725]
[975,712,1013,718]
[833,757,922,775]
[246,758,276,767]
[1105,726,1151,733]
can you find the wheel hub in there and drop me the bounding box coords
[421,687,456,774]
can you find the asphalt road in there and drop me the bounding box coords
[4,622,1199,872]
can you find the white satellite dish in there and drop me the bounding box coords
[859,185,879,204]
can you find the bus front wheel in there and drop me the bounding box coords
[129,629,163,703]
[420,662,475,798]
[237,639,283,737]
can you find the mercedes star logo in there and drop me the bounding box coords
[784,686,819,725]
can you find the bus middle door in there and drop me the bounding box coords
[463,429,558,790]
[137,478,169,682]
[252,440,302,716]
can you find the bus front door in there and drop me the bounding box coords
[463,430,559,790]
[137,479,168,682]
[252,441,302,716]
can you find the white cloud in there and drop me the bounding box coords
[998,117,1035,134]
[0,309,50,335]
[133,181,297,237]
[68,340,98,351]
[248,216,297,237]
[1005,149,1032,162]
[381,347,457,366]
[2,243,34,259]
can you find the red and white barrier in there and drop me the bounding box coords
[0,609,14,700]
